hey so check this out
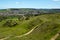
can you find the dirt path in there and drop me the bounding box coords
[0,24,40,40]
[16,24,40,37]
[16,21,46,38]
[0,35,12,40]
[0,37,9,40]
[0,22,45,40]
[50,33,59,40]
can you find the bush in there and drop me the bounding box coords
[3,20,18,27]
[0,16,7,22]
[25,17,29,20]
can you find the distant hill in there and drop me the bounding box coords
[0,8,60,16]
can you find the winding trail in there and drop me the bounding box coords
[0,16,48,40]
[0,37,9,40]
[0,35,12,40]
[15,20,47,38]
[50,33,59,40]
[16,20,47,38]
[0,22,44,40]
[16,24,40,37]
[0,20,46,40]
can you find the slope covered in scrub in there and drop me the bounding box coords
[0,16,42,39]
[5,13,60,40]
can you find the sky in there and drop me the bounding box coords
[0,0,60,9]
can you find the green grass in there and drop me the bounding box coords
[5,13,60,40]
[0,16,43,39]
[8,21,60,40]
[0,13,60,40]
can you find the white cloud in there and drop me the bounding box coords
[16,2,20,4]
[15,2,24,5]
[53,0,60,1]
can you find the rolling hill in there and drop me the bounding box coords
[1,13,60,40]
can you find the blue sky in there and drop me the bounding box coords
[0,0,60,9]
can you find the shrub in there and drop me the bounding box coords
[3,20,18,27]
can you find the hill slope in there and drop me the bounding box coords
[4,13,60,40]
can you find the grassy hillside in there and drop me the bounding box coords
[0,16,42,39]
[3,13,60,40]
